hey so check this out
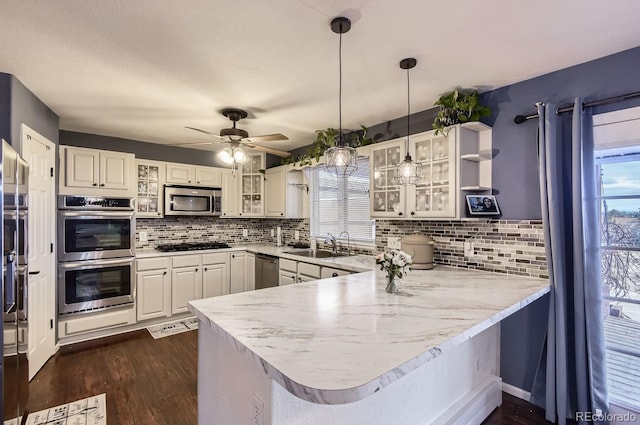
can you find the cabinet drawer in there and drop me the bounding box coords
[279,258,297,273]
[320,267,351,279]
[202,252,229,265]
[298,262,320,278]
[172,255,201,268]
[62,308,134,336]
[137,257,169,271]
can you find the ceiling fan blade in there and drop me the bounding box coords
[169,141,215,147]
[243,143,291,157]
[185,126,218,136]
[244,133,289,143]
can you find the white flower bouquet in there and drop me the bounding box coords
[375,250,413,278]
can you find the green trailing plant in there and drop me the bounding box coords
[277,125,372,167]
[433,88,491,135]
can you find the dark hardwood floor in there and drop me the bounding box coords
[26,329,560,424]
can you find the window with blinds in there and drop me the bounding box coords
[309,157,375,245]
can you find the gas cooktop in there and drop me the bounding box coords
[155,242,232,252]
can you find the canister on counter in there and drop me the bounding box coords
[400,233,435,270]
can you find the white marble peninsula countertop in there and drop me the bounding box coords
[188,267,550,405]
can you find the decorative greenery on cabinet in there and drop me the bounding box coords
[277,126,373,167]
[433,88,491,136]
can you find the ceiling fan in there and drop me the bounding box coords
[174,108,292,164]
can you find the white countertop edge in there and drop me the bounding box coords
[188,283,550,405]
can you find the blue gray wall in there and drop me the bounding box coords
[0,73,10,142]
[10,75,59,146]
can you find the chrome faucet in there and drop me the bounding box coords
[339,231,351,255]
[324,233,337,253]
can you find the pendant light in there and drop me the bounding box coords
[324,16,358,177]
[394,57,422,185]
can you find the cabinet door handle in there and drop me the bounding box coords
[100,183,105,187]
[280,213,283,216]
[195,268,198,272]
[28,270,41,275]
[163,271,167,275]
[332,272,338,277]
[398,212,403,216]
[232,254,235,258]
[158,213,161,216]
[204,267,208,271]
[92,183,97,186]
[410,211,415,216]
[197,181,200,184]
[188,180,191,183]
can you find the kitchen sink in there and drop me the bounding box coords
[285,249,350,258]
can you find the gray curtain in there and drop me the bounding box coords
[530,98,609,424]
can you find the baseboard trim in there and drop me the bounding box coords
[433,375,502,425]
[502,382,530,401]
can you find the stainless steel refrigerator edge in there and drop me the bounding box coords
[2,140,30,423]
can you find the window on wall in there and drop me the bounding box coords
[309,157,375,246]
[593,107,640,411]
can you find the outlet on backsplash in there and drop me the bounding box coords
[242,229,248,237]
[294,231,300,241]
[387,236,401,250]
[140,231,148,243]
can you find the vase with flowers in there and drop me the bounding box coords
[375,250,413,294]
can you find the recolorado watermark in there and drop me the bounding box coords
[576,409,638,422]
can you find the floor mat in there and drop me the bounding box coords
[23,393,106,425]
[147,318,199,339]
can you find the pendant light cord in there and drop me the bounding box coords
[338,27,343,148]
[406,66,410,154]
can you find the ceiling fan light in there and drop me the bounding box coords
[233,147,249,164]
[217,147,234,165]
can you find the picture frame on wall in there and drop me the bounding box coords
[465,195,501,217]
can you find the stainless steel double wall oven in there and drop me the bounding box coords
[57,195,135,315]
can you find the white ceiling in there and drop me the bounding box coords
[1,0,640,154]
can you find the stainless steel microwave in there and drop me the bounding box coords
[164,185,221,216]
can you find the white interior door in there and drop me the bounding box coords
[21,124,56,380]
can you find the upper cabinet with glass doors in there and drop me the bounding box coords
[370,123,492,220]
[239,153,265,216]
[136,159,164,218]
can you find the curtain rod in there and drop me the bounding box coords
[513,91,640,124]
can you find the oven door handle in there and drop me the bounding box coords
[59,211,134,218]
[58,257,135,270]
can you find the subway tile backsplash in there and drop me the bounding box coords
[375,219,548,279]
[136,217,309,248]
[136,217,547,279]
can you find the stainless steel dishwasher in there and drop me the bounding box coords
[255,254,279,289]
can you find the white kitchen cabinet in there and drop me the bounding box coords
[230,252,247,294]
[297,262,320,282]
[370,123,492,220]
[246,253,256,292]
[171,255,203,315]
[279,272,297,286]
[58,307,136,338]
[196,167,222,186]
[137,258,171,321]
[60,146,134,195]
[265,165,306,218]
[202,252,230,298]
[279,258,297,286]
[320,267,351,279]
[166,162,223,186]
[239,153,265,216]
[221,170,240,217]
[136,159,164,218]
